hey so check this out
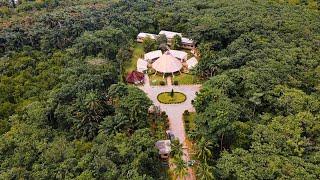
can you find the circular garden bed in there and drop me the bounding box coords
[157,92,187,104]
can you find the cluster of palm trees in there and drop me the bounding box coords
[169,137,214,179]
[169,139,188,179]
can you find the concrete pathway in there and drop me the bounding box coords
[166,76,172,86]
[140,74,200,180]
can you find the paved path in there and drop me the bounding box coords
[166,76,172,86]
[140,74,200,180]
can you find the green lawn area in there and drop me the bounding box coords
[183,112,196,134]
[172,73,201,85]
[124,43,144,75]
[157,92,186,104]
[149,74,166,86]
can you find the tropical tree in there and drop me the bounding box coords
[74,91,111,139]
[171,139,183,157]
[171,35,182,50]
[196,162,214,180]
[194,137,213,162]
[142,36,157,52]
[156,34,167,45]
[170,156,189,179]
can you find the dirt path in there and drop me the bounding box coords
[139,75,200,180]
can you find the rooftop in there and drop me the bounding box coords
[137,32,158,40]
[152,51,183,73]
[169,50,188,60]
[159,30,182,39]
[144,50,162,60]
[182,37,194,44]
[155,140,171,155]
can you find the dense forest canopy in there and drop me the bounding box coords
[0,0,319,179]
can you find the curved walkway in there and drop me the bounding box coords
[140,74,200,180]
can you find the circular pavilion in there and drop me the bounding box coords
[152,51,182,77]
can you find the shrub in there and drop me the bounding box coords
[148,69,155,75]
[183,110,190,116]
[160,81,165,86]
[170,89,174,97]
[173,80,178,85]
[17,2,43,12]
[0,7,10,17]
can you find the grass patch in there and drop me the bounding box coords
[123,43,144,75]
[157,92,186,104]
[173,73,201,85]
[183,111,196,134]
[149,74,166,86]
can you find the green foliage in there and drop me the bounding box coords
[142,36,157,52]
[171,35,182,50]
[72,28,127,59]
[0,6,10,17]
[159,80,165,86]
[156,34,167,45]
[0,0,319,179]
[188,0,320,178]
[170,156,188,179]
[101,84,152,135]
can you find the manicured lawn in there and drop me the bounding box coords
[172,73,201,85]
[124,43,144,75]
[183,112,196,134]
[157,92,186,104]
[149,74,166,86]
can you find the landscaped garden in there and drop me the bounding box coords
[149,74,167,86]
[173,73,201,85]
[157,91,186,104]
[183,110,196,134]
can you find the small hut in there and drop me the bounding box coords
[137,58,148,73]
[126,71,145,84]
[155,140,171,159]
[186,57,198,69]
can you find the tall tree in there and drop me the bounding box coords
[171,35,182,50]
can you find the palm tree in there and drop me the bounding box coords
[171,139,183,157]
[85,92,103,114]
[171,156,188,179]
[195,137,213,162]
[196,162,214,180]
[75,92,107,139]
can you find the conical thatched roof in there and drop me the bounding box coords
[126,71,144,84]
[152,51,182,73]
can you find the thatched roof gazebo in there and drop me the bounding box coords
[126,71,144,84]
[152,51,182,77]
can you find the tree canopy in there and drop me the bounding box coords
[0,0,319,179]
